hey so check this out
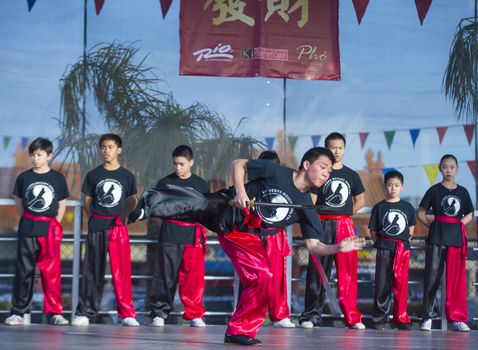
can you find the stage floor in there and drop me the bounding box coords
[0,323,476,349]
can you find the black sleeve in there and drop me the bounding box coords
[418,187,433,210]
[408,203,417,226]
[247,159,276,182]
[368,204,379,231]
[155,177,167,189]
[352,171,365,196]
[12,173,23,198]
[57,173,70,200]
[461,188,474,216]
[128,173,137,197]
[81,172,95,197]
[300,208,323,240]
[200,179,210,194]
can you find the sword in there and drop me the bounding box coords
[311,255,342,315]
[229,198,337,211]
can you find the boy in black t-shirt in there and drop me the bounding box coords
[71,134,139,327]
[5,138,69,326]
[368,170,416,330]
[149,145,209,327]
[300,132,365,329]
[418,154,474,332]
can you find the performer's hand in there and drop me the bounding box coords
[234,190,250,209]
[338,237,366,253]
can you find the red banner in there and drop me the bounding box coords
[179,0,340,80]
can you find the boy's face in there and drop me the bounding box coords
[304,155,333,188]
[440,158,458,181]
[173,156,194,179]
[29,149,52,169]
[100,139,122,163]
[385,177,403,200]
[327,139,345,163]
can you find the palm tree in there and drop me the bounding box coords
[54,42,264,193]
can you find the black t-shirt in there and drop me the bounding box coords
[419,183,474,247]
[314,165,365,215]
[155,173,209,244]
[226,159,323,240]
[13,169,69,237]
[369,200,416,250]
[82,166,137,232]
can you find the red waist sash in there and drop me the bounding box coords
[379,236,405,272]
[434,215,467,258]
[164,219,207,246]
[22,212,62,258]
[319,214,351,220]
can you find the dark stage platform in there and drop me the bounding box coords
[0,323,476,349]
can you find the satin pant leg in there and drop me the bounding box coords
[392,249,410,324]
[11,237,39,316]
[372,249,394,324]
[178,243,206,320]
[36,236,63,315]
[445,246,468,322]
[76,231,109,318]
[421,244,446,320]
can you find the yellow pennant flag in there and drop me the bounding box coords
[424,164,439,185]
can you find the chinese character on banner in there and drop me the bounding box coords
[180,0,340,80]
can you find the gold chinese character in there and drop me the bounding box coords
[264,0,309,28]
[204,0,255,27]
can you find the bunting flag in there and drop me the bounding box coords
[409,128,420,148]
[265,137,275,150]
[21,137,29,151]
[424,164,439,185]
[27,0,37,12]
[3,136,11,150]
[351,0,369,24]
[359,132,369,149]
[464,124,475,145]
[288,135,298,151]
[414,0,433,25]
[311,135,321,147]
[436,126,448,144]
[56,138,65,150]
[95,0,105,15]
[467,160,477,181]
[159,0,173,18]
[381,167,397,176]
[384,130,396,150]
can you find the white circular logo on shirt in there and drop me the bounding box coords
[96,179,123,208]
[324,179,350,208]
[256,189,293,224]
[441,195,460,217]
[25,182,54,213]
[382,210,406,236]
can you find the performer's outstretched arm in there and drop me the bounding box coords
[304,237,365,256]
[231,159,250,208]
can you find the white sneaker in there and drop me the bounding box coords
[23,313,31,325]
[49,314,69,325]
[300,321,314,329]
[273,318,296,328]
[453,321,470,332]
[190,318,206,327]
[121,317,140,327]
[71,315,89,326]
[420,319,432,331]
[151,316,165,327]
[4,314,24,326]
[349,322,366,330]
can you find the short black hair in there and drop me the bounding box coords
[29,137,53,154]
[384,170,404,185]
[172,145,193,160]
[99,133,122,148]
[324,132,346,147]
[258,150,280,164]
[299,147,335,170]
[439,154,458,167]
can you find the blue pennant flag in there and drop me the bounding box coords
[311,135,321,147]
[381,167,397,176]
[265,137,275,150]
[27,0,37,12]
[409,128,421,148]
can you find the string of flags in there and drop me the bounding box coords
[25,0,435,25]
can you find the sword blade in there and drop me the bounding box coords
[311,255,342,315]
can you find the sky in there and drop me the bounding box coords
[0,0,476,204]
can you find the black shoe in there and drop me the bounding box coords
[396,323,412,331]
[371,323,386,330]
[224,334,262,346]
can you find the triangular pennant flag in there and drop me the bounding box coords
[265,137,275,150]
[409,128,421,148]
[436,126,448,144]
[95,0,105,15]
[381,167,397,176]
[359,132,369,149]
[27,0,37,12]
[288,135,298,151]
[414,0,433,25]
[3,136,11,150]
[159,0,173,18]
[384,131,396,150]
[311,135,321,147]
[351,0,369,24]
[424,164,439,185]
[464,124,475,145]
[467,160,477,181]
[21,137,29,151]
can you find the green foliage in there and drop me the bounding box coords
[55,42,264,189]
